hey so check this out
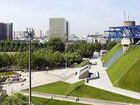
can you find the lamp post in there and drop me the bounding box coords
[65,42,68,69]
[26,28,34,105]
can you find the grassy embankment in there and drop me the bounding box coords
[101,43,122,64]
[31,81,140,104]
[107,45,140,93]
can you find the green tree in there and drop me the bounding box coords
[47,37,65,52]
[1,93,28,105]
[107,41,117,51]
[94,42,102,51]
[15,52,28,70]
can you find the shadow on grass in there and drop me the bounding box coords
[66,85,82,97]
[43,98,53,105]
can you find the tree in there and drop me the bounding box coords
[32,49,47,69]
[47,37,65,52]
[69,52,82,64]
[1,93,28,105]
[15,52,28,70]
[94,42,102,52]
[107,41,117,51]
[78,43,93,58]
[102,44,107,50]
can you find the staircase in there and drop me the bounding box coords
[103,47,123,68]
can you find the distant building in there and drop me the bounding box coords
[68,34,77,41]
[49,18,69,42]
[13,31,27,38]
[0,23,13,40]
[86,34,106,44]
[13,30,49,43]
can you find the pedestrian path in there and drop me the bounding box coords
[87,58,140,100]
[22,92,128,105]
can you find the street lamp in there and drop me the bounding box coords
[65,42,68,69]
[26,28,34,105]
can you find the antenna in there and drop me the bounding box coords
[133,15,135,21]
[123,11,126,21]
[128,12,130,21]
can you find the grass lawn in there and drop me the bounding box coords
[107,45,140,93]
[101,43,122,64]
[117,58,140,93]
[31,81,140,104]
[0,71,17,76]
[32,97,85,105]
[74,60,89,68]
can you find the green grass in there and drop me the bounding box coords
[74,60,89,68]
[32,81,84,96]
[32,81,140,104]
[32,97,85,105]
[107,45,140,93]
[117,58,140,92]
[0,71,17,76]
[102,43,122,64]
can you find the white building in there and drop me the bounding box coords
[86,34,106,44]
[35,30,43,38]
[13,31,27,38]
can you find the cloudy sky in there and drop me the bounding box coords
[0,0,140,36]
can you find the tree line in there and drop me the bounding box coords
[0,38,117,70]
[0,50,82,71]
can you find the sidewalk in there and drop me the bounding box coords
[87,58,140,100]
[22,92,128,105]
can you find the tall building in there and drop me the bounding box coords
[49,18,69,42]
[0,23,13,40]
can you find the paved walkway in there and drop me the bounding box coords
[2,71,60,95]
[22,92,128,105]
[87,58,140,100]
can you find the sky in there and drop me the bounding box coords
[0,0,140,37]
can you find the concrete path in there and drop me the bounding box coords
[22,92,129,105]
[2,71,60,95]
[87,58,140,100]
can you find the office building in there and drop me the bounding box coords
[0,23,13,40]
[49,18,69,42]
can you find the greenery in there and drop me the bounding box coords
[74,60,89,68]
[0,93,28,105]
[0,38,107,70]
[0,40,47,52]
[66,41,102,58]
[107,41,117,51]
[0,49,83,70]
[31,81,140,104]
[102,43,122,64]
[0,71,17,76]
[47,37,65,52]
[32,97,85,105]
[0,92,84,105]
[107,45,140,93]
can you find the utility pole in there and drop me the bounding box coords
[26,28,34,105]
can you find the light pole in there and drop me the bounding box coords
[65,42,68,69]
[26,28,34,105]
